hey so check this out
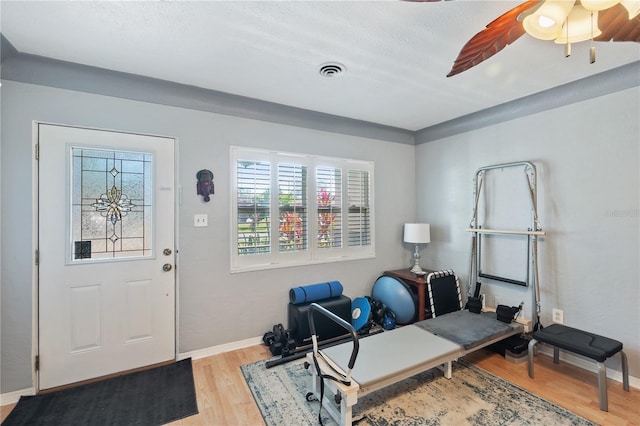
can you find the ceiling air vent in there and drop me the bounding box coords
[318,62,346,78]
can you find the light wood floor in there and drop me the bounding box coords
[2,345,638,425]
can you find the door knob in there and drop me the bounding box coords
[163,248,172,256]
[163,264,172,272]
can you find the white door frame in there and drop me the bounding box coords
[31,121,180,391]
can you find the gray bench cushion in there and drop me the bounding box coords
[532,324,622,362]
[414,310,522,350]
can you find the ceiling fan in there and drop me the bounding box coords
[412,0,640,77]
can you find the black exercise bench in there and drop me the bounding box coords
[527,324,629,411]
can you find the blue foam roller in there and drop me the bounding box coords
[289,281,343,304]
[372,275,416,324]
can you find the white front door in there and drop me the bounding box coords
[38,124,176,390]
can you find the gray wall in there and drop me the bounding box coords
[416,86,640,378]
[2,68,639,394]
[0,80,416,393]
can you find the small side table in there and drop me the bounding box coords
[383,268,433,321]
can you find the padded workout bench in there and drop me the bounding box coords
[528,324,629,411]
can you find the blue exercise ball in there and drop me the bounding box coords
[372,275,416,324]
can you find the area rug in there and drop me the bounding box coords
[241,357,596,426]
[2,358,198,426]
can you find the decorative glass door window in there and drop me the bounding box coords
[70,147,153,261]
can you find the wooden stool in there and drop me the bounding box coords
[527,324,629,411]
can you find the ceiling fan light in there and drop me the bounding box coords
[523,0,575,40]
[620,0,640,18]
[538,15,556,27]
[580,0,620,11]
[555,5,602,43]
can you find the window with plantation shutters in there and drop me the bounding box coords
[316,166,342,249]
[235,159,271,256]
[347,169,371,247]
[278,163,308,253]
[231,146,374,272]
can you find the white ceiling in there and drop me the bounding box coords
[1,0,639,131]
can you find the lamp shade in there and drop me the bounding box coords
[621,0,640,18]
[581,0,620,11]
[555,5,601,44]
[523,0,574,40]
[403,223,431,244]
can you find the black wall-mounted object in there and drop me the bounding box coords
[196,169,214,202]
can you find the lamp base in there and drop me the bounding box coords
[410,264,426,275]
[410,244,425,275]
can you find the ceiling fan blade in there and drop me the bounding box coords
[594,3,640,42]
[447,0,542,77]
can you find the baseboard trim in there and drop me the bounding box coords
[178,336,263,361]
[3,337,636,406]
[0,337,263,406]
[178,336,639,389]
[1,387,35,406]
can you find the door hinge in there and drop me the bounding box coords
[35,144,40,160]
[35,250,39,266]
[35,355,40,371]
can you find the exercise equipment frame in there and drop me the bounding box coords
[304,304,522,426]
[467,161,546,330]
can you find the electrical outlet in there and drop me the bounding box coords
[194,214,208,227]
[552,308,564,324]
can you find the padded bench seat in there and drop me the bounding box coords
[527,324,629,411]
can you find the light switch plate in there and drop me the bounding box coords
[194,214,208,227]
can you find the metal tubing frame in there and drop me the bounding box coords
[308,303,359,377]
[528,338,630,412]
[468,161,544,328]
[307,303,360,426]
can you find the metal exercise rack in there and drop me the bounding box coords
[467,161,546,330]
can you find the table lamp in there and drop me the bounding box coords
[403,223,430,275]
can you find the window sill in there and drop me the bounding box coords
[230,252,375,274]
